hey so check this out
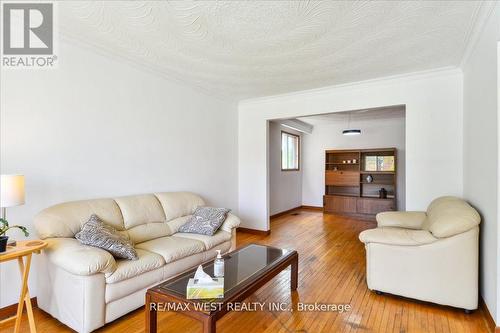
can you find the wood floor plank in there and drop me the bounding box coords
[2,209,491,333]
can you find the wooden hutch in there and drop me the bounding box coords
[324,148,397,219]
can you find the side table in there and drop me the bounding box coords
[0,240,47,333]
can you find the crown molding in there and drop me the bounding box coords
[239,67,461,107]
[459,1,497,68]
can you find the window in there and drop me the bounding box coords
[281,131,300,171]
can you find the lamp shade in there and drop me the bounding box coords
[1,175,25,208]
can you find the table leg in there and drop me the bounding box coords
[145,293,157,333]
[202,316,216,333]
[24,289,36,333]
[291,253,298,291]
[14,254,33,333]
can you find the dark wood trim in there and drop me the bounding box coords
[0,297,37,320]
[269,206,302,219]
[323,211,377,222]
[270,205,324,221]
[479,297,497,333]
[299,205,323,211]
[281,130,300,171]
[237,227,270,236]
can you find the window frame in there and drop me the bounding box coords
[281,130,300,171]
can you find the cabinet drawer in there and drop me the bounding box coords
[324,195,357,214]
[356,198,395,215]
[325,171,359,186]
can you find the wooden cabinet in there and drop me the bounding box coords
[325,171,359,186]
[324,148,397,219]
[324,195,357,214]
[323,195,395,217]
[356,198,395,215]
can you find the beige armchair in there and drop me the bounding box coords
[359,196,480,311]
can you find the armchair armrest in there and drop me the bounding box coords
[44,238,116,276]
[376,211,427,230]
[359,227,437,246]
[220,213,241,233]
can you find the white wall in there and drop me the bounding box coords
[269,122,302,215]
[238,69,463,231]
[0,40,238,307]
[462,3,500,323]
[301,114,405,210]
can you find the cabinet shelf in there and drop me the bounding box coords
[325,193,359,198]
[361,195,395,199]
[326,162,359,165]
[360,171,395,175]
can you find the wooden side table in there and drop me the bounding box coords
[0,240,47,333]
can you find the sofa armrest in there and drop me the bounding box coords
[359,227,438,246]
[43,238,116,276]
[376,211,427,230]
[221,213,241,233]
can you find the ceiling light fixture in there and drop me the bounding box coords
[342,129,361,135]
[343,113,361,136]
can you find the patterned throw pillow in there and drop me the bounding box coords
[75,214,138,260]
[178,207,230,236]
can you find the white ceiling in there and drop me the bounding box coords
[297,106,405,126]
[59,1,488,100]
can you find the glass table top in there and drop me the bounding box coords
[158,244,293,300]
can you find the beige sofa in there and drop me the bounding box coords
[359,196,480,311]
[33,192,240,333]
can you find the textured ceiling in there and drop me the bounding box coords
[59,1,487,100]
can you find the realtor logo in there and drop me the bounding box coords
[2,2,57,68]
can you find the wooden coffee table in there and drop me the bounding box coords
[145,243,298,333]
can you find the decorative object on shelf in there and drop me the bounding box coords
[347,160,352,164]
[352,159,357,163]
[377,156,395,171]
[366,174,373,183]
[379,188,388,199]
[342,113,361,135]
[364,155,395,172]
[0,175,28,252]
[342,160,346,164]
[364,156,377,171]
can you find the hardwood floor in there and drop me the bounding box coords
[2,209,492,332]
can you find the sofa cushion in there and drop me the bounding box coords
[220,213,241,232]
[359,227,438,246]
[105,266,164,303]
[425,196,481,238]
[376,211,427,230]
[44,238,117,275]
[165,215,192,234]
[105,249,165,284]
[34,198,124,239]
[154,192,204,221]
[136,236,205,263]
[173,230,232,250]
[75,215,138,260]
[178,207,230,236]
[126,222,171,244]
[114,194,166,229]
